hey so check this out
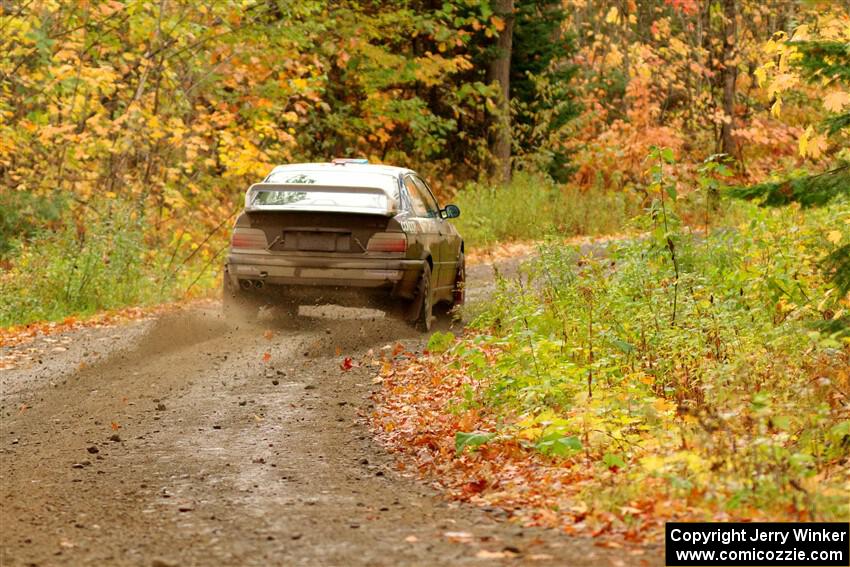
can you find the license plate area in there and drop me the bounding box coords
[281,230,351,252]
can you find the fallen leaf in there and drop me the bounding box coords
[341,357,353,371]
[443,531,473,543]
[262,352,271,363]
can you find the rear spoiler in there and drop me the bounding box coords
[244,183,398,216]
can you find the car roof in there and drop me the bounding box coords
[265,162,415,180]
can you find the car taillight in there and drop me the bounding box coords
[231,228,268,249]
[366,232,407,253]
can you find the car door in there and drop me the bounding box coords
[412,175,460,291]
[402,175,444,286]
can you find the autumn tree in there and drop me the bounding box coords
[510,0,580,182]
[486,0,515,185]
[731,9,850,294]
[719,0,738,159]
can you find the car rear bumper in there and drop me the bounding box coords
[225,252,424,295]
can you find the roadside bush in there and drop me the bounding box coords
[0,200,224,327]
[0,190,67,260]
[452,172,640,247]
[448,198,850,521]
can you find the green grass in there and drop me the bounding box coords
[0,199,224,327]
[452,172,641,248]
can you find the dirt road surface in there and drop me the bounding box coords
[1,254,645,567]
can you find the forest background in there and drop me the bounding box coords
[0,0,848,326]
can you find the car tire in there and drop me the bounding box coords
[222,276,257,321]
[409,263,434,332]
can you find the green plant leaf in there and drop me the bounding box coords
[602,452,627,469]
[455,431,495,453]
[535,432,582,457]
[427,331,456,353]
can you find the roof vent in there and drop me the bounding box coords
[332,158,369,165]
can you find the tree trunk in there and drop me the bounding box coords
[487,0,514,185]
[720,0,737,159]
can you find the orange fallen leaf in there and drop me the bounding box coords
[461,478,488,495]
[262,352,271,363]
[111,421,121,430]
[263,330,274,340]
[341,357,353,371]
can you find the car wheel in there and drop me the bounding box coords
[410,263,434,332]
[222,276,257,321]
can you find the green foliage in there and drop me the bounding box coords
[0,191,67,259]
[824,243,850,295]
[535,432,582,457]
[510,0,580,181]
[427,331,456,353]
[727,164,850,208]
[731,27,850,293]
[0,199,222,327]
[455,431,496,453]
[453,192,850,518]
[795,40,850,85]
[452,172,640,247]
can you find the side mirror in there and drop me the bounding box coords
[441,204,460,219]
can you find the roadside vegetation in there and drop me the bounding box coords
[453,173,641,248]
[373,171,850,540]
[0,199,223,327]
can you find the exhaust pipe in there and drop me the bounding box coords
[239,280,253,291]
[254,280,264,290]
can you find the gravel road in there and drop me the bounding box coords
[1,254,642,567]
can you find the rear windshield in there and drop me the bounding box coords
[265,170,399,195]
[250,189,390,211]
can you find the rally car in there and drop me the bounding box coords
[222,159,464,331]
